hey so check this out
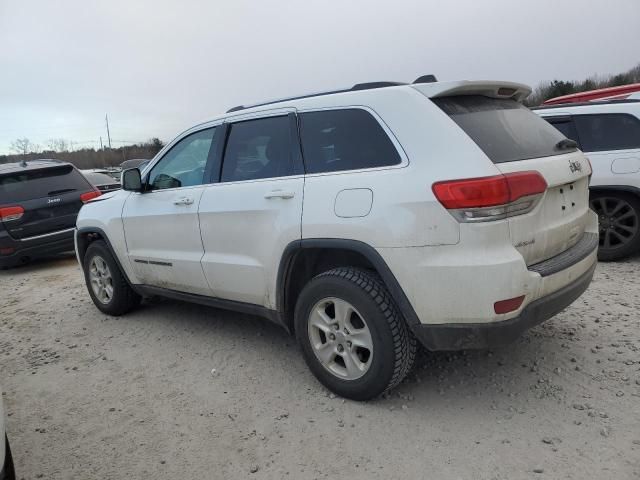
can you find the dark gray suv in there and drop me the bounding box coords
[0,159,100,267]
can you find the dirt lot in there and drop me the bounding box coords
[1,254,639,479]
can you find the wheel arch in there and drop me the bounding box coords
[276,239,421,334]
[76,227,138,290]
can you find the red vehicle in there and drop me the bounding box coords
[543,83,640,105]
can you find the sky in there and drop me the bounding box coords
[0,0,639,155]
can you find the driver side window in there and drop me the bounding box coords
[148,127,216,190]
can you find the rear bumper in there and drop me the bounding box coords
[412,260,596,350]
[0,228,75,267]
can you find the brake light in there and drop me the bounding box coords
[80,190,102,203]
[0,206,24,222]
[432,171,547,222]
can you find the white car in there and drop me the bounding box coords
[1,390,15,480]
[75,78,598,400]
[534,99,640,260]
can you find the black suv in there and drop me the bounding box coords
[0,159,100,268]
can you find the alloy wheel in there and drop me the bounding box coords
[89,255,114,304]
[591,196,639,251]
[307,297,373,380]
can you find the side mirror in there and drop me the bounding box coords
[122,168,142,192]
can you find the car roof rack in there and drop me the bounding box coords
[532,98,640,110]
[226,75,438,113]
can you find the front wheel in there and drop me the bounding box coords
[83,240,141,315]
[590,192,640,261]
[295,267,416,401]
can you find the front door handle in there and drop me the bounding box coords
[174,197,194,206]
[264,190,295,199]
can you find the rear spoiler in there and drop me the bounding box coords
[411,80,531,102]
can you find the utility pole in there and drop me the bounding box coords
[105,114,112,149]
[99,136,103,150]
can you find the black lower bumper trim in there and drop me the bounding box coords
[0,235,75,268]
[412,260,597,351]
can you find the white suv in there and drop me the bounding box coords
[534,99,640,260]
[76,78,598,400]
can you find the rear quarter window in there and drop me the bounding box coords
[298,109,401,174]
[0,165,92,203]
[433,95,570,163]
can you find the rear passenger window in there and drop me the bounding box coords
[573,114,640,152]
[299,109,401,174]
[221,116,293,182]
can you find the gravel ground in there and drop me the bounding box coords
[1,254,639,479]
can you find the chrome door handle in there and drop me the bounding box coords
[174,197,194,206]
[264,190,295,199]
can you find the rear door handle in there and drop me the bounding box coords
[174,197,194,206]
[264,190,295,200]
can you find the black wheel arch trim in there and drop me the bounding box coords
[276,238,421,328]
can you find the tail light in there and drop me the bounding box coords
[80,190,102,203]
[432,171,547,222]
[0,206,24,222]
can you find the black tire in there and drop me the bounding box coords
[4,435,15,480]
[590,191,640,261]
[83,240,141,315]
[295,267,416,401]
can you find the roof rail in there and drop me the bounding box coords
[532,98,640,110]
[351,81,406,90]
[226,75,437,113]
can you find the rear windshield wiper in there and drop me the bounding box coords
[555,139,578,151]
[47,188,76,196]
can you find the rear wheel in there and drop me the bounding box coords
[295,267,416,400]
[590,191,640,261]
[83,240,141,315]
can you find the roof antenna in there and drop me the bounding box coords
[413,74,438,84]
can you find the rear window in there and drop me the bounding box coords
[83,172,119,186]
[434,95,571,163]
[0,165,91,203]
[299,109,401,174]
[573,113,640,152]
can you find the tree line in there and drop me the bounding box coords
[0,138,164,170]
